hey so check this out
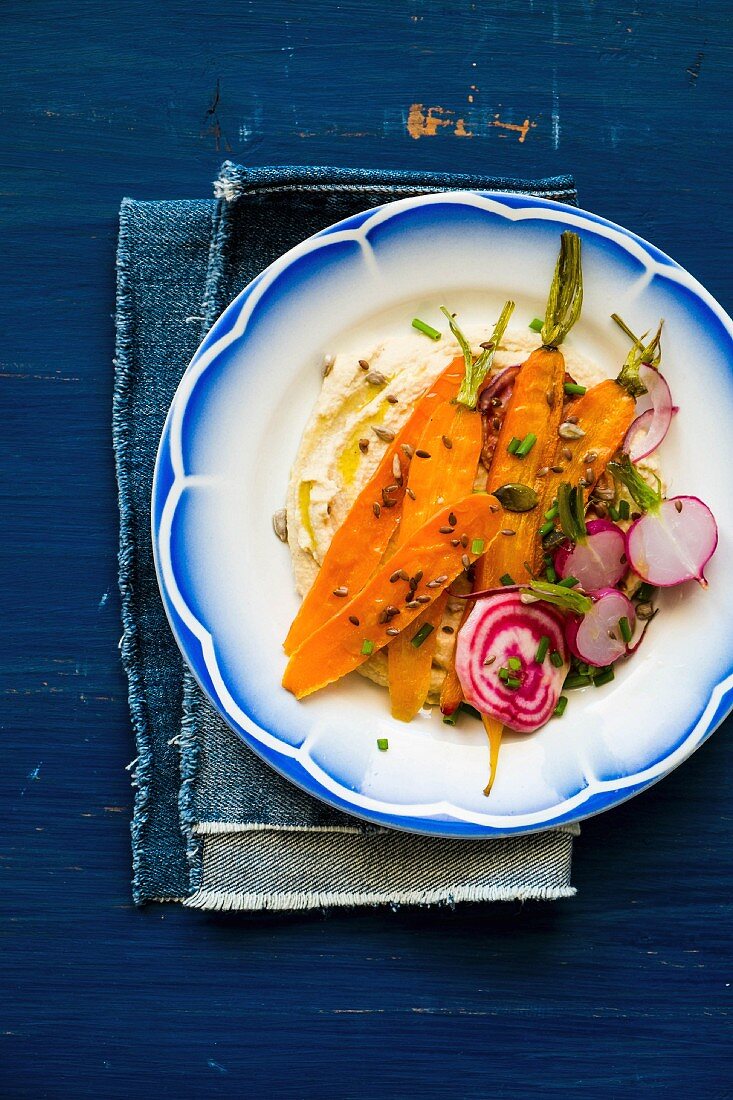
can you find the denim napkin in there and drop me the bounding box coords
[114,163,579,909]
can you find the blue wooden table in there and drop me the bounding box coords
[2,2,731,1095]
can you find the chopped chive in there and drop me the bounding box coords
[508,436,521,455]
[575,661,590,676]
[619,616,632,644]
[500,572,515,586]
[564,382,587,396]
[506,676,522,689]
[507,656,522,671]
[593,666,615,687]
[529,317,544,333]
[535,635,550,663]
[544,504,559,521]
[516,432,537,457]
[557,575,579,589]
[545,563,557,583]
[460,703,483,721]
[618,499,631,521]
[635,582,655,602]
[411,623,434,648]
[498,666,510,681]
[564,673,592,689]
[539,520,556,538]
[377,737,389,751]
[608,504,620,521]
[553,695,568,717]
[442,713,457,726]
[361,639,374,656]
[411,317,442,340]
[550,650,564,668]
[471,538,485,555]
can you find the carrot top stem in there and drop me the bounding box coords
[612,313,664,397]
[441,300,515,410]
[541,230,583,349]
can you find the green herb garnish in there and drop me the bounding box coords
[557,575,579,589]
[500,573,515,586]
[508,436,521,455]
[619,616,632,644]
[564,673,591,689]
[539,521,555,538]
[550,650,564,668]
[593,666,615,687]
[618,499,630,521]
[471,538,485,555]
[553,695,568,717]
[516,432,537,457]
[506,676,522,689]
[411,317,442,340]
[507,656,522,671]
[535,636,550,663]
[529,317,544,333]
[411,623,434,648]
[564,382,587,396]
[557,481,587,543]
[361,639,374,656]
[545,563,557,583]
[377,737,389,751]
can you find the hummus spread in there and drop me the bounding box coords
[286,326,613,699]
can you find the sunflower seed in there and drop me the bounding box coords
[675,499,683,513]
[536,466,549,478]
[562,446,573,461]
[439,526,455,534]
[442,435,453,449]
[461,554,471,569]
[401,443,414,459]
[392,454,402,480]
[585,466,595,484]
[386,627,400,636]
[358,359,370,370]
[405,486,416,500]
[405,600,420,609]
[348,615,360,626]
[415,449,431,459]
[358,438,370,454]
[390,570,402,583]
[558,422,586,440]
[322,353,334,378]
[333,586,348,597]
[434,575,448,584]
[546,390,555,408]
[448,512,457,527]
[365,370,387,386]
[450,538,460,546]
[416,595,431,604]
[372,426,395,443]
[372,502,381,518]
[442,626,455,634]
[483,654,496,666]
[272,508,288,543]
[480,340,495,350]
[583,451,598,464]
[551,465,565,474]
[501,528,516,536]
[386,393,399,404]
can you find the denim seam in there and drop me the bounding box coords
[185,884,576,911]
[113,198,157,904]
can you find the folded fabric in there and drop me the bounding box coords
[114,163,579,910]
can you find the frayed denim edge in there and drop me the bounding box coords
[113,198,158,906]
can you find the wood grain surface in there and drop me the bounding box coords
[1,1,731,1096]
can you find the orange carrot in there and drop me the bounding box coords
[283,358,464,655]
[386,302,514,721]
[282,494,503,699]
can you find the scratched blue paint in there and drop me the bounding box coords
[1,0,731,1097]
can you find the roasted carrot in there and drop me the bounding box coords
[386,302,515,721]
[452,232,584,787]
[284,358,464,655]
[282,494,503,699]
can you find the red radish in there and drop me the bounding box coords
[626,496,718,588]
[553,482,626,594]
[455,591,569,734]
[609,457,718,588]
[566,588,636,667]
[554,518,627,594]
[622,364,677,461]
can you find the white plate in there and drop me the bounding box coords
[152,191,733,836]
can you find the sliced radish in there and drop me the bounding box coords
[455,591,569,734]
[622,365,676,461]
[626,496,718,588]
[566,588,636,667]
[554,518,627,594]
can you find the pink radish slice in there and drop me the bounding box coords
[622,365,676,461]
[566,588,636,667]
[554,519,627,594]
[455,591,569,734]
[626,496,718,587]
